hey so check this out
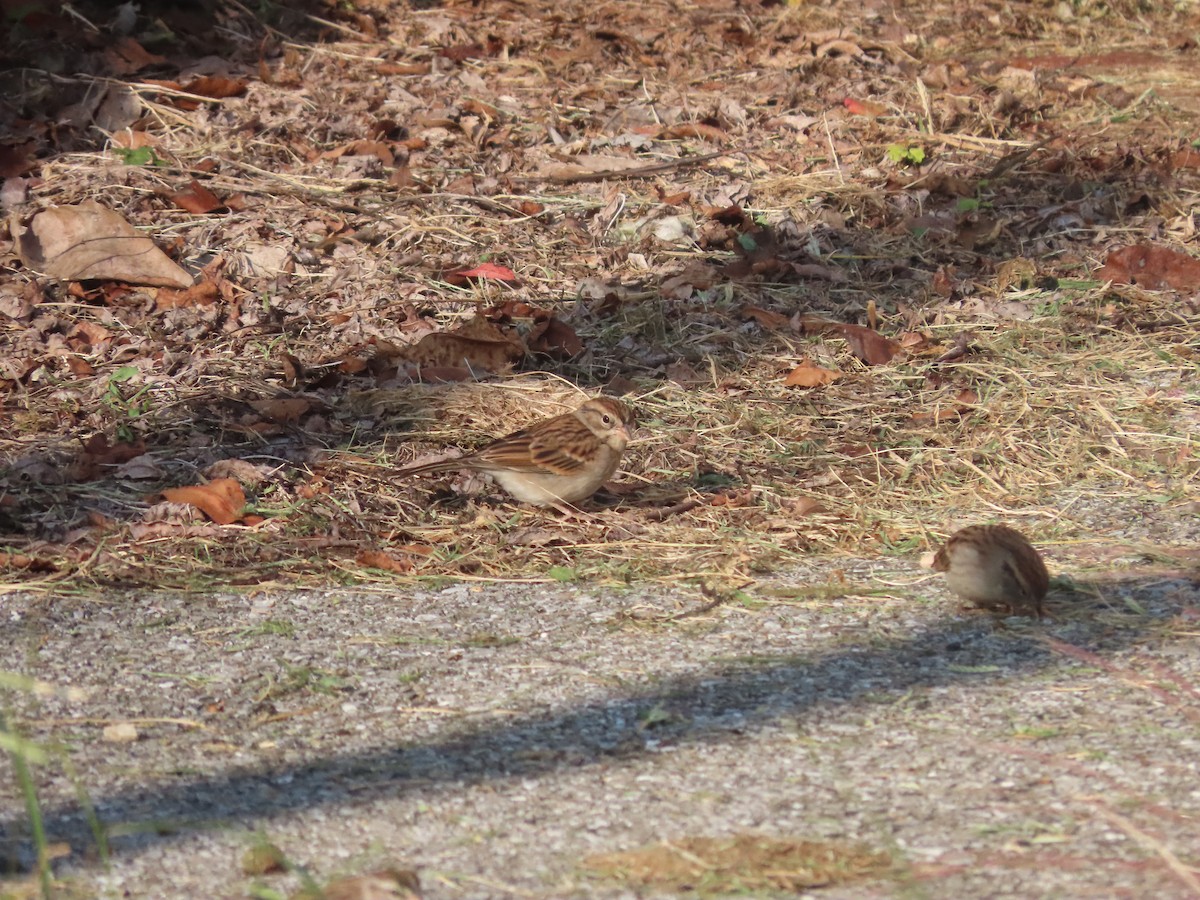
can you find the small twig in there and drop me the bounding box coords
[640,498,702,522]
[1084,800,1200,895]
[512,150,727,185]
[666,579,753,621]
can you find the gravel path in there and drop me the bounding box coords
[3,551,1199,898]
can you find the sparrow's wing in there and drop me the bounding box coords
[474,415,596,475]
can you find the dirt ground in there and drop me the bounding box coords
[2,536,1200,898]
[2,0,1200,896]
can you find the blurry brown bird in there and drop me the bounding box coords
[923,524,1050,617]
[393,396,633,508]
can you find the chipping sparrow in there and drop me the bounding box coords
[922,524,1049,617]
[394,396,633,507]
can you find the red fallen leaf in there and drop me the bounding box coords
[515,200,545,216]
[784,359,842,387]
[1097,244,1200,291]
[170,179,223,214]
[447,262,519,284]
[843,97,888,117]
[838,324,901,365]
[162,478,246,525]
[528,315,584,358]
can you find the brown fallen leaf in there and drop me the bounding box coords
[1097,244,1200,292]
[70,434,147,481]
[357,550,415,573]
[170,180,224,214]
[0,553,58,572]
[248,398,313,424]
[837,323,901,366]
[297,867,421,900]
[742,305,789,329]
[910,388,979,424]
[657,122,727,142]
[785,497,829,517]
[528,314,583,358]
[403,315,525,374]
[103,36,166,75]
[784,359,842,387]
[155,279,220,310]
[12,201,193,288]
[161,478,246,525]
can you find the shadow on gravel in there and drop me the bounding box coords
[3,572,1196,870]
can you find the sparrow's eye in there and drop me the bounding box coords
[601,414,614,426]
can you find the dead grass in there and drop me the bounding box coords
[1,0,1198,593]
[582,833,896,894]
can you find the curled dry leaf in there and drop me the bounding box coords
[161,478,246,525]
[12,201,193,288]
[784,359,841,388]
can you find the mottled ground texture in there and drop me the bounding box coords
[3,529,1200,898]
[3,0,1200,896]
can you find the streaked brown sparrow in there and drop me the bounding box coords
[394,396,633,507]
[922,523,1049,617]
